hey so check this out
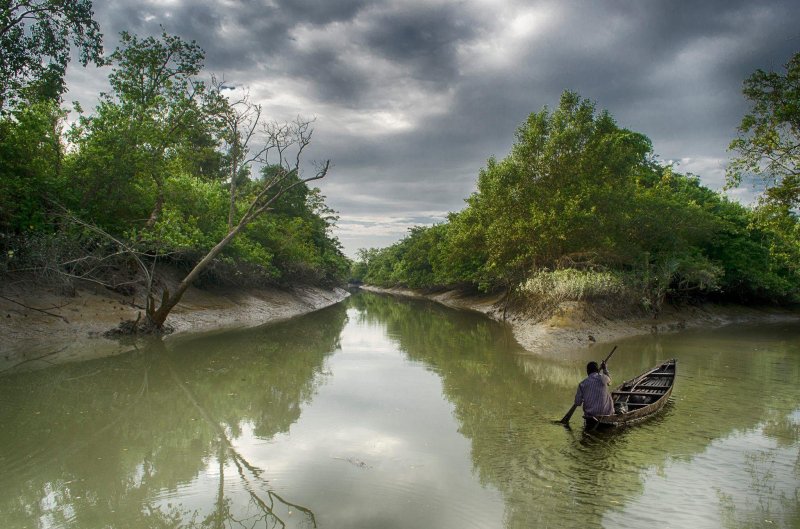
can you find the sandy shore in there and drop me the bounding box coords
[1,276,349,373]
[360,285,800,354]
[4,277,796,373]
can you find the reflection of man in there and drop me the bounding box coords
[574,361,614,418]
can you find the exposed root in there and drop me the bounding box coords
[103,311,174,337]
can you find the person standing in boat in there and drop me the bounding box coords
[574,361,614,418]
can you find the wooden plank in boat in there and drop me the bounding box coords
[613,390,667,396]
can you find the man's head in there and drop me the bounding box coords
[586,361,600,375]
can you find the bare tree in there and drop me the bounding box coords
[211,78,273,232]
[38,117,328,335]
[143,118,330,331]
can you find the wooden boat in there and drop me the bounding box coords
[585,359,676,429]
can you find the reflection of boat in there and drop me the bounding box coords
[586,359,676,429]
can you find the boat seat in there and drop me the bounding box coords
[612,390,667,396]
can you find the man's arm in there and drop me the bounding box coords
[574,383,584,406]
[600,361,611,384]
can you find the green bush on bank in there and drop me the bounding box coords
[517,268,639,319]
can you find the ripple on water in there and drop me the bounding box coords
[603,413,800,529]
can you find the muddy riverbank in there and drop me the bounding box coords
[359,285,800,354]
[0,274,349,373]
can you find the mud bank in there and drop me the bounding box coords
[1,277,349,373]
[360,285,800,355]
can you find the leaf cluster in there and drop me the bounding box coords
[0,0,103,109]
[727,51,800,209]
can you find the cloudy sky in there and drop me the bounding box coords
[65,0,799,257]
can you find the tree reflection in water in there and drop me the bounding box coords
[166,355,316,529]
[350,292,800,528]
[0,302,347,529]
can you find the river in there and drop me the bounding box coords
[1,291,798,528]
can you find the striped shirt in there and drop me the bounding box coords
[574,370,614,417]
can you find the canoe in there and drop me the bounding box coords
[585,359,676,429]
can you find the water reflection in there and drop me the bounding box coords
[0,302,348,528]
[0,292,798,528]
[346,293,800,528]
[605,411,800,529]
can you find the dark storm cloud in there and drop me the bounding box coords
[67,0,800,255]
[360,4,477,86]
[273,0,369,25]
[285,47,374,104]
[96,0,299,70]
[271,1,484,106]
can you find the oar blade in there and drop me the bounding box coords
[559,403,578,424]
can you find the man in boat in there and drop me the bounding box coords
[574,361,614,418]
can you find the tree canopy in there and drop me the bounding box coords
[727,51,800,210]
[355,91,800,308]
[0,0,103,108]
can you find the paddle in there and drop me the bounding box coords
[558,345,618,425]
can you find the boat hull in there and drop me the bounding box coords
[586,359,676,429]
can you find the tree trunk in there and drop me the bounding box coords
[145,185,164,230]
[227,161,237,232]
[227,131,239,232]
[147,222,244,328]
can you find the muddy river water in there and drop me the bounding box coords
[1,291,798,528]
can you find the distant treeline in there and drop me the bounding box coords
[353,92,800,310]
[1,27,349,289]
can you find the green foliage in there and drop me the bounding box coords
[358,91,800,307]
[456,92,655,287]
[65,31,217,232]
[131,173,227,252]
[0,100,64,234]
[2,30,349,289]
[727,51,800,209]
[0,0,103,108]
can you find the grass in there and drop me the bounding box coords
[518,268,643,320]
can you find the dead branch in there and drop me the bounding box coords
[53,206,153,286]
[165,357,316,527]
[0,294,70,323]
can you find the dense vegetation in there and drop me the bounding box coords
[354,90,800,311]
[2,1,797,324]
[0,14,349,311]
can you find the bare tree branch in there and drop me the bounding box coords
[165,356,316,528]
[0,294,70,323]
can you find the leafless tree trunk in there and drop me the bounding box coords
[211,78,271,233]
[145,118,329,330]
[50,114,328,334]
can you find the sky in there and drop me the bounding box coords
[64,0,800,257]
